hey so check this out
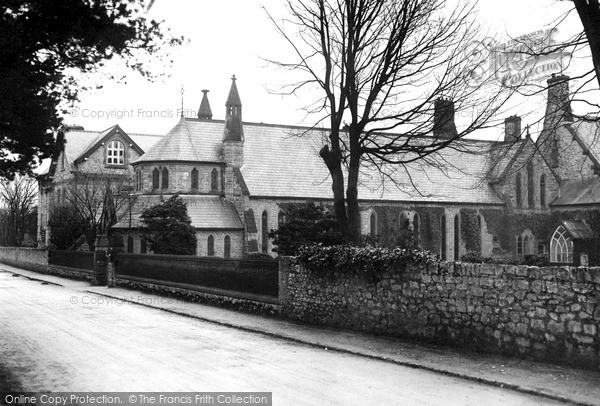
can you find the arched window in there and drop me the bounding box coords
[140,238,147,254]
[106,140,124,165]
[211,168,218,191]
[152,168,159,190]
[523,235,530,255]
[527,162,534,208]
[127,235,134,253]
[440,214,446,261]
[540,174,546,207]
[370,211,377,236]
[278,210,286,228]
[550,226,572,263]
[207,235,214,256]
[515,173,522,208]
[191,168,199,190]
[454,214,460,261]
[413,213,420,247]
[261,210,268,253]
[516,235,523,255]
[161,167,169,189]
[224,235,231,258]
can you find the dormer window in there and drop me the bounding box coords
[107,140,124,165]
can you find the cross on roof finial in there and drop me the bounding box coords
[232,74,236,81]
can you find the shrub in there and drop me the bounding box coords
[522,254,550,267]
[296,243,438,278]
[269,201,344,255]
[460,251,486,263]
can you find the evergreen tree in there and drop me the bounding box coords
[140,195,197,255]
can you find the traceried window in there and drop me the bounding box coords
[107,140,124,165]
[207,235,214,256]
[550,226,572,263]
[224,235,231,258]
[152,168,159,190]
[540,174,546,207]
[191,168,199,190]
[161,167,169,189]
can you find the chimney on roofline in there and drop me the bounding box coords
[504,115,521,142]
[433,98,457,138]
[546,73,573,122]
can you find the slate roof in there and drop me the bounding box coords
[561,219,594,240]
[133,118,222,164]
[240,122,503,204]
[113,194,243,230]
[552,177,600,206]
[565,120,600,170]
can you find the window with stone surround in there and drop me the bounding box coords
[515,173,522,208]
[261,210,268,254]
[191,168,199,190]
[152,168,159,190]
[278,210,286,228]
[370,211,377,236]
[106,140,124,165]
[207,235,214,256]
[550,226,572,263]
[453,214,460,261]
[440,214,446,261]
[540,174,546,206]
[161,167,169,189]
[224,235,231,258]
[211,168,218,191]
[413,213,420,247]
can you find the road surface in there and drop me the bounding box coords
[0,271,566,405]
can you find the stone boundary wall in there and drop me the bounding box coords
[280,258,600,370]
[47,265,94,282]
[0,247,48,273]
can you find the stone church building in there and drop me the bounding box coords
[38,74,600,264]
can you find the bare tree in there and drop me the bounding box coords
[268,0,515,242]
[0,176,37,246]
[64,170,133,246]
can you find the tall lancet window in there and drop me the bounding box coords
[211,168,218,191]
[162,167,169,189]
[191,168,199,190]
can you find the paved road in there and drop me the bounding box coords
[0,272,567,405]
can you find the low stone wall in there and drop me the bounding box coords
[46,265,95,282]
[280,258,600,370]
[115,277,280,316]
[0,247,48,273]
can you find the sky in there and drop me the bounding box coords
[63,0,597,141]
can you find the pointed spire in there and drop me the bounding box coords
[226,75,242,106]
[224,75,244,142]
[198,89,213,120]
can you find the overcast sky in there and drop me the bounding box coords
[64,0,596,141]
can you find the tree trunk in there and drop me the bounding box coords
[346,127,362,244]
[574,0,600,90]
[320,144,348,237]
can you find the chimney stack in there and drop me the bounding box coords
[545,74,573,122]
[504,115,521,142]
[433,98,457,138]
